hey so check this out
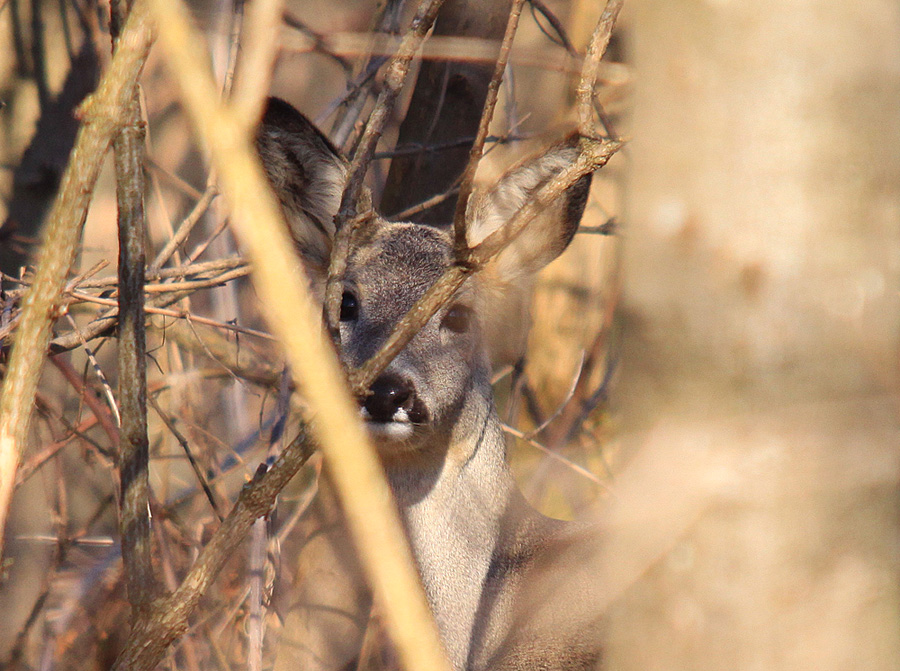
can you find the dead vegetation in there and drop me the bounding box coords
[0,1,624,669]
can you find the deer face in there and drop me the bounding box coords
[256,97,590,458]
[336,222,488,455]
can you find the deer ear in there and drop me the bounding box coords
[256,98,347,277]
[466,138,591,283]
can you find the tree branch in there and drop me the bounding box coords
[111,0,157,608]
[127,1,455,671]
[0,0,155,561]
[452,0,526,254]
[576,0,623,137]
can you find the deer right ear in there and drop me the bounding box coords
[256,98,347,277]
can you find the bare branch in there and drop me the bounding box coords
[111,0,158,608]
[452,0,526,254]
[229,0,285,130]
[150,184,218,272]
[576,0,624,137]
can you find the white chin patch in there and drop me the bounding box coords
[360,407,415,442]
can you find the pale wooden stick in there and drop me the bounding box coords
[133,3,454,671]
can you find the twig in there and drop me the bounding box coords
[336,0,445,217]
[528,0,577,54]
[63,313,121,427]
[47,265,259,353]
[148,394,224,521]
[329,0,403,150]
[280,31,606,74]
[67,290,277,341]
[525,350,586,439]
[49,356,120,446]
[452,0,526,254]
[14,416,99,487]
[500,422,606,488]
[150,185,218,271]
[229,0,284,130]
[576,0,623,137]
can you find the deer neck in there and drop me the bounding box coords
[384,400,525,670]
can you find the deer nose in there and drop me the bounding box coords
[364,374,414,423]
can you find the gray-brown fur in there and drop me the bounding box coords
[260,99,600,671]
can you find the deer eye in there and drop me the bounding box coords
[442,304,473,334]
[340,291,359,322]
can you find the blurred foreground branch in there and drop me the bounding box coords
[117,1,454,670]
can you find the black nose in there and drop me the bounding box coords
[364,374,414,423]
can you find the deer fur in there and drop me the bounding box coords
[259,97,601,671]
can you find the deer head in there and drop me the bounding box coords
[256,97,590,463]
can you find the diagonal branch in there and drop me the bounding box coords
[124,2,454,671]
[452,0,526,254]
[577,0,624,136]
[349,135,621,394]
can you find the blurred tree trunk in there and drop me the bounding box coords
[606,1,900,670]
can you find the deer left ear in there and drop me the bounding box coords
[466,137,592,283]
[256,97,348,278]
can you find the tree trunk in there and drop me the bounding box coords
[606,1,900,669]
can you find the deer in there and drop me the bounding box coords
[257,97,604,671]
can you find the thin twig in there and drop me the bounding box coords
[323,0,446,342]
[528,0,577,54]
[150,185,218,271]
[67,290,277,341]
[329,0,403,150]
[63,313,121,427]
[229,0,284,130]
[49,356,120,446]
[452,0,526,254]
[148,394,224,521]
[576,0,624,137]
[525,350,585,439]
[500,422,606,488]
